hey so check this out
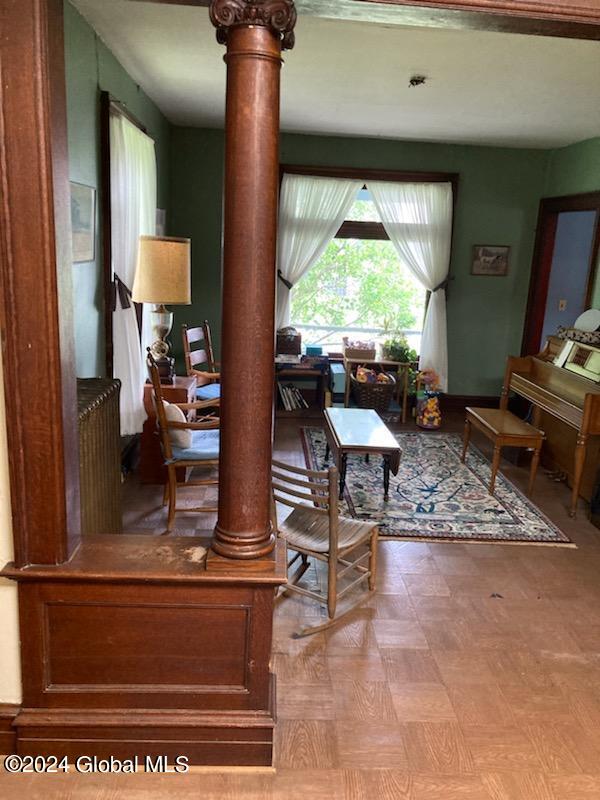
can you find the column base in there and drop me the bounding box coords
[207,536,284,573]
[211,523,277,562]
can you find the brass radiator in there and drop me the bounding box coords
[77,378,122,534]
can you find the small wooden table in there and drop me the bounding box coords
[323,408,402,500]
[343,357,417,423]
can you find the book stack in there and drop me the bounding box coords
[277,382,309,411]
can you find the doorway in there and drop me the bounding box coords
[522,192,600,355]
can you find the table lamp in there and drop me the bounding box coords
[132,235,191,383]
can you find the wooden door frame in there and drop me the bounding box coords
[0,0,81,568]
[521,191,600,356]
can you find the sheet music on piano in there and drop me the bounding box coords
[554,340,600,383]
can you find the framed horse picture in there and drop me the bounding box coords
[472,245,510,276]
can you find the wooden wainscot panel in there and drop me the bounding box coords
[6,534,286,765]
[45,601,249,691]
[20,581,274,711]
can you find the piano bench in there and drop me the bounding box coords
[461,407,545,497]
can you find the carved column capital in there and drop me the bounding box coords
[209,0,297,50]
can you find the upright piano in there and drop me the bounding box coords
[501,336,600,517]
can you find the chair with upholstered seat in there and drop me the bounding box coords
[147,351,220,532]
[182,321,221,402]
[271,458,379,637]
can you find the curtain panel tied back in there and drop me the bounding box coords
[369,181,453,392]
[110,112,157,435]
[276,174,363,330]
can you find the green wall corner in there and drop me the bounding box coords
[64,0,171,378]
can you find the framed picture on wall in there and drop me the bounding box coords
[471,245,510,276]
[70,182,96,263]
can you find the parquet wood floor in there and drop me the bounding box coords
[6,413,600,798]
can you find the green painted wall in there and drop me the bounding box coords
[545,137,600,197]
[62,0,599,392]
[64,1,171,377]
[169,129,225,368]
[169,127,548,395]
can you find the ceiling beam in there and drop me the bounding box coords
[128,0,600,38]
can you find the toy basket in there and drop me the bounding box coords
[351,372,396,412]
[342,337,376,361]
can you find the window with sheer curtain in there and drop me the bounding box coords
[278,169,453,389]
[289,189,426,356]
[109,111,157,435]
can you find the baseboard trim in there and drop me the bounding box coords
[0,704,20,755]
[443,395,498,413]
[13,707,275,765]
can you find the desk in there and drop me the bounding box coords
[140,375,197,484]
[323,408,402,499]
[343,357,417,423]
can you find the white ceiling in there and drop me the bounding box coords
[72,0,600,148]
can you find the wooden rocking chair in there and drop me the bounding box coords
[147,351,220,532]
[271,458,379,637]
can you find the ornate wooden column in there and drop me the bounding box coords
[209,0,297,560]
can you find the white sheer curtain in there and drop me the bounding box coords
[369,181,453,392]
[110,112,157,435]
[276,174,363,329]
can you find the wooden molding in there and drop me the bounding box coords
[369,0,600,23]
[14,704,276,764]
[100,92,114,377]
[521,191,600,356]
[442,394,499,412]
[0,0,81,567]
[129,0,600,38]
[280,163,459,187]
[307,0,600,37]
[0,705,19,755]
[209,0,297,50]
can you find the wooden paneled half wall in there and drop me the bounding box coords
[4,537,286,764]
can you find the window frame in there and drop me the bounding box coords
[281,164,459,340]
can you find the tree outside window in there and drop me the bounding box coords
[290,194,425,351]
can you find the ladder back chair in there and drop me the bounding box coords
[271,458,379,637]
[181,321,221,402]
[147,350,220,532]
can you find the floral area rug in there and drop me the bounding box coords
[301,428,573,546]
